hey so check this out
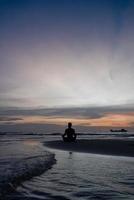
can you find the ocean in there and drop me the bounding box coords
[0,132,134,200]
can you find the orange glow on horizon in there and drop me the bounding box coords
[3,113,134,127]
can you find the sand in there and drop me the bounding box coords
[44,139,134,157]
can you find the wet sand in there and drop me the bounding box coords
[44,139,134,157]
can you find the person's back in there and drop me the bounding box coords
[65,127,75,140]
[62,122,76,142]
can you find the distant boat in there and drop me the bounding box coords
[110,129,127,133]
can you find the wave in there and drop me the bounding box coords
[0,151,56,197]
[1,131,134,136]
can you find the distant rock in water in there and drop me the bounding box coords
[110,129,127,132]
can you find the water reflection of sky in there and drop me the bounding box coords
[17,148,134,199]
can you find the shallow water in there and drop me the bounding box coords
[1,133,134,200]
[12,149,134,200]
[0,133,55,198]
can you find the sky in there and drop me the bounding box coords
[0,0,134,131]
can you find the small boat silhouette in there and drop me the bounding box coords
[110,129,127,132]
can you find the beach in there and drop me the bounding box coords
[1,133,134,199]
[44,139,134,157]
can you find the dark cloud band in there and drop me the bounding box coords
[0,105,134,119]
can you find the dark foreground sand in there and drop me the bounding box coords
[44,139,134,157]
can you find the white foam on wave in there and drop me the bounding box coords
[0,151,56,196]
[0,133,56,197]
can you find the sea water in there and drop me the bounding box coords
[0,133,55,199]
[0,133,134,200]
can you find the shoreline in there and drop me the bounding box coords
[0,153,56,198]
[44,139,134,157]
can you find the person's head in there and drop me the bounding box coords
[68,122,72,128]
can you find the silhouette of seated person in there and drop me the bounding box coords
[62,122,77,142]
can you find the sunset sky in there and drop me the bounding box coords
[0,0,134,131]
